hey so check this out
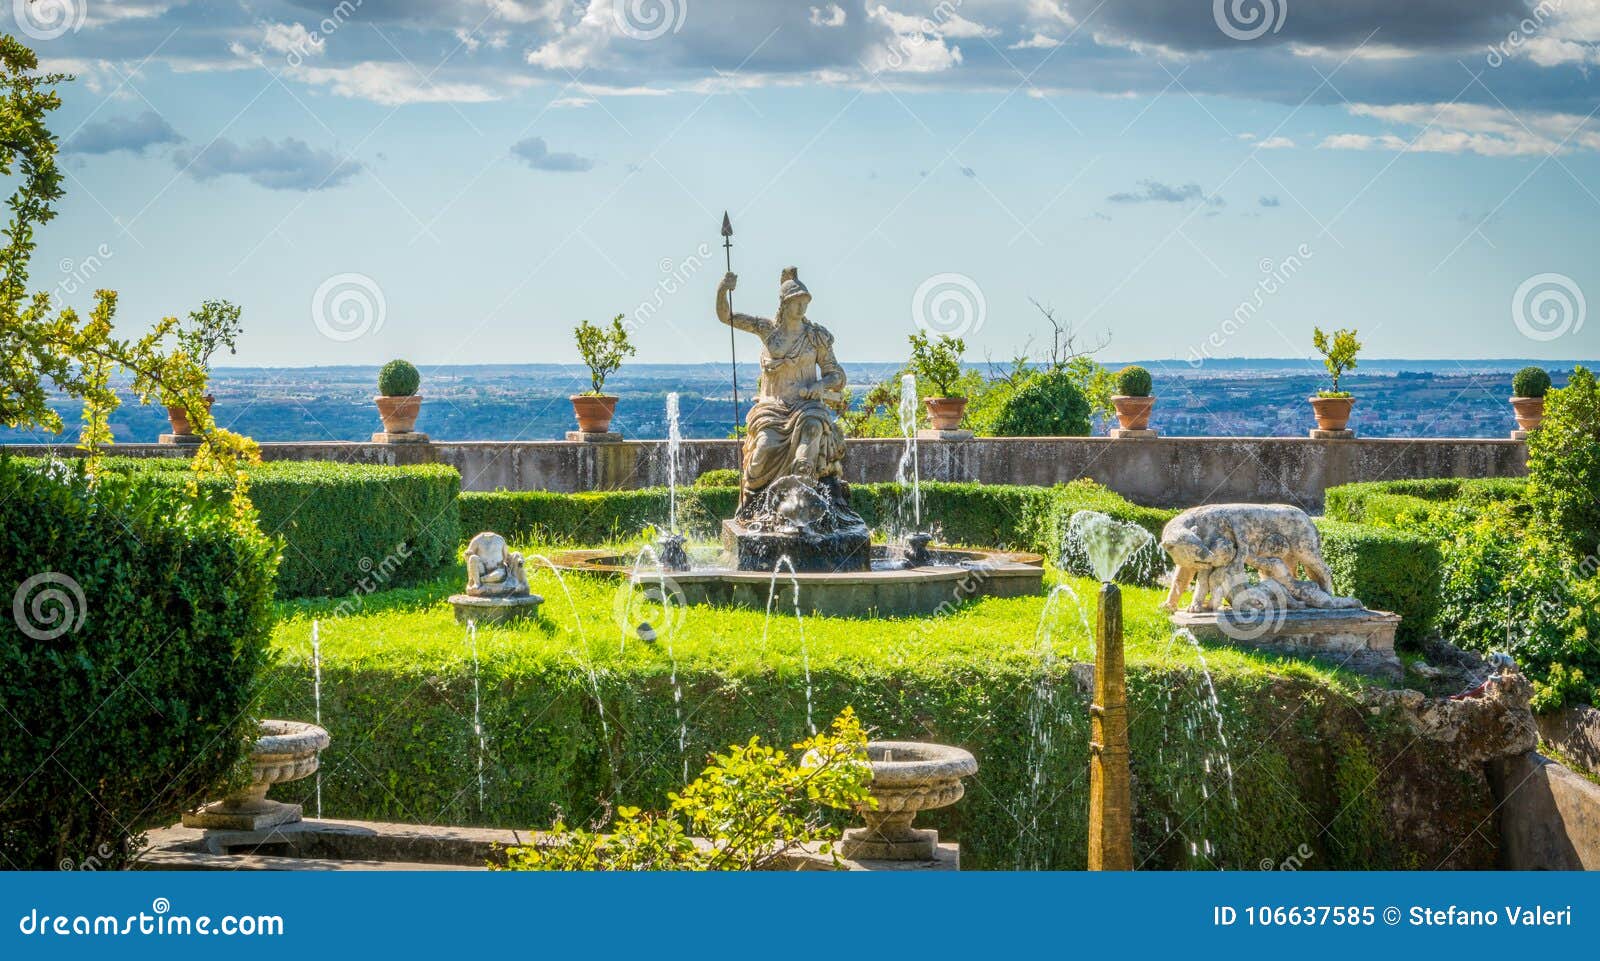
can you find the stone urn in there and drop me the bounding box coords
[182,720,330,831]
[1309,395,1354,432]
[923,396,967,431]
[375,394,422,434]
[164,394,214,437]
[571,394,618,434]
[844,740,977,861]
[1510,395,1544,435]
[1111,395,1155,431]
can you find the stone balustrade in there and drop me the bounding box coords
[4,435,1526,509]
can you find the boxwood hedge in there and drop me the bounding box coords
[0,457,278,869]
[1313,520,1442,642]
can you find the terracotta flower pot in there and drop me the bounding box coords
[375,395,422,433]
[165,394,215,436]
[923,396,968,431]
[1509,396,1545,433]
[1309,395,1355,432]
[571,394,618,434]
[1110,395,1155,432]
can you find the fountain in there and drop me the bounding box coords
[657,392,690,572]
[550,266,1043,616]
[841,741,977,861]
[450,531,544,625]
[182,719,330,831]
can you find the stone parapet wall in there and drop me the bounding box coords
[3,435,1526,509]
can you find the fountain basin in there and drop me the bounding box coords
[183,720,330,832]
[846,740,978,861]
[550,544,1045,618]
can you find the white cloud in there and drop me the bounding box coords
[294,62,506,105]
[260,23,320,60]
[1319,102,1600,156]
[809,4,847,28]
[1257,136,1295,149]
[1009,33,1062,50]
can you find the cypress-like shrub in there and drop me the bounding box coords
[1527,365,1600,561]
[0,457,277,869]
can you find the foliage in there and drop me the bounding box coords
[0,456,278,869]
[1323,477,1527,526]
[1527,366,1600,561]
[693,467,741,488]
[377,359,421,397]
[573,315,636,395]
[69,458,461,599]
[1512,366,1552,399]
[971,368,1092,437]
[262,560,1499,870]
[1312,326,1361,396]
[0,39,256,502]
[907,332,966,398]
[1114,365,1153,397]
[503,710,872,871]
[1312,520,1442,642]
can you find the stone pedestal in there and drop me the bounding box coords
[841,825,940,861]
[721,519,869,573]
[183,797,302,831]
[916,428,972,440]
[158,433,203,445]
[371,431,430,444]
[1511,430,1530,441]
[565,431,623,443]
[1171,607,1401,679]
[1109,428,1158,439]
[1308,429,1355,439]
[449,593,544,625]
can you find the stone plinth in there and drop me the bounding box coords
[450,593,544,625]
[1109,428,1158,439]
[372,431,430,444]
[721,519,869,573]
[158,433,203,445]
[1511,429,1530,440]
[183,799,302,831]
[1171,607,1401,679]
[1308,429,1355,439]
[565,430,622,443]
[916,428,972,440]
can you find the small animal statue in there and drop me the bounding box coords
[1158,504,1358,613]
[463,531,530,598]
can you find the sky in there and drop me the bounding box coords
[8,0,1599,370]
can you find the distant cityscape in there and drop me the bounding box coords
[2,359,1591,446]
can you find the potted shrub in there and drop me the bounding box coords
[908,331,967,430]
[375,359,422,434]
[1309,326,1361,433]
[1510,366,1551,435]
[1110,365,1154,432]
[162,299,242,437]
[572,314,635,434]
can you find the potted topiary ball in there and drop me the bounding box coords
[571,315,635,436]
[1510,366,1552,436]
[375,359,422,435]
[1110,365,1155,433]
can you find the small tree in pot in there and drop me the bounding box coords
[375,359,422,434]
[1510,366,1551,436]
[162,299,242,437]
[1310,326,1361,433]
[907,331,967,430]
[1110,365,1154,433]
[572,314,635,434]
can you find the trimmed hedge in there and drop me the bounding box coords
[59,458,462,599]
[1314,520,1442,642]
[1,457,277,869]
[1323,477,1527,527]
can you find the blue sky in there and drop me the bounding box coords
[10,0,1599,367]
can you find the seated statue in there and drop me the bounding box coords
[716,267,849,514]
[463,532,530,598]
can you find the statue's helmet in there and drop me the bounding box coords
[778,266,811,305]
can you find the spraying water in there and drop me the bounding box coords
[311,619,323,819]
[1014,582,1090,869]
[626,544,690,782]
[466,620,486,813]
[895,373,921,533]
[665,392,682,533]
[1067,510,1153,582]
[761,557,813,735]
[529,554,617,794]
